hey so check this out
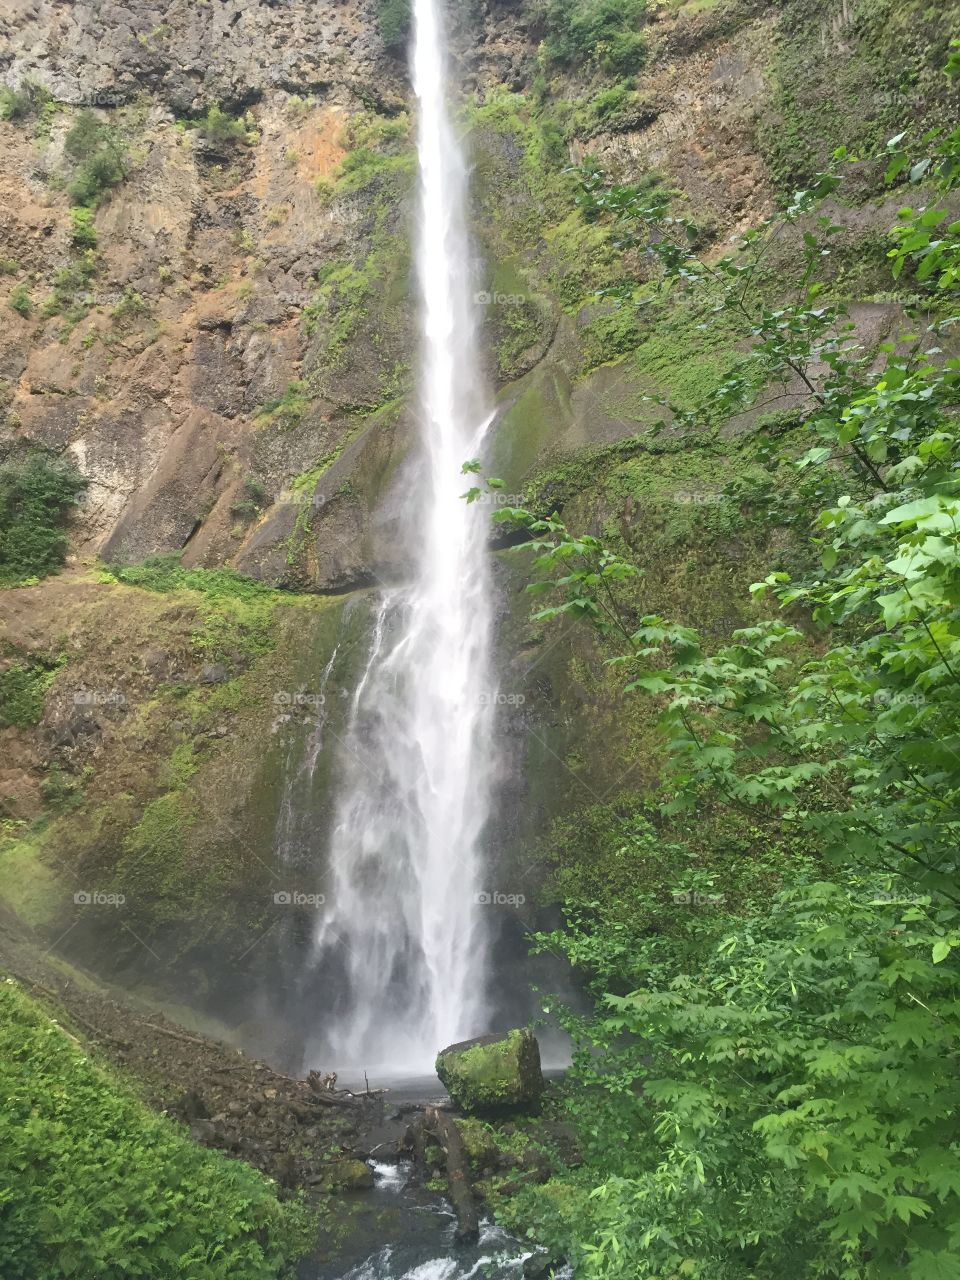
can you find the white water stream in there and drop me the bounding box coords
[312,0,496,1071]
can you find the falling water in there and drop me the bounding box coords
[311,0,495,1071]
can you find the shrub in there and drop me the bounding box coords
[40,249,98,321]
[377,0,411,49]
[194,103,250,145]
[69,206,97,248]
[543,0,647,74]
[64,110,127,207]
[0,981,314,1279]
[111,288,148,324]
[8,285,32,317]
[0,453,87,586]
[0,662,61,729]
[0,80,50,123]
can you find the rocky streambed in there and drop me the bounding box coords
[0,915,573,1275]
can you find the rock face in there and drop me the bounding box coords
[436,1029,544,1114]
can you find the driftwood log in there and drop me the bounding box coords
[423,1106,479,1244]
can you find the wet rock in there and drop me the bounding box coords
[524,1251,565,1279]
[436,1029,544,1114]
[323,1159,375,1190]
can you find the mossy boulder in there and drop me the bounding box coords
[323,1159,374,1191]
[436,1029,544,1114]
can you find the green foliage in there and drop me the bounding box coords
[64,110,127,207]
[377,0,411,49]
[257,380,312,428]
[8,284,32,317]
[111,287,148,324]
[0,661,62,729]
[884,91,960,289]
[230,474,267,520]
[69,206,98,249]
[100,554,273,601]
[40,249,99,321]
[542,0,648,74]
[99,556,280,663]
[193,103,252,146]
[0,980,314,1278]
[521,875,960,1278]
[0,79,51,123]
[492,74,960,1278]
[0,454,87,586]
[328,111,413,195]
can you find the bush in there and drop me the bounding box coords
[0,454,87,586]
[69,206,97,249]
[111,287,148,324]
[194,103,250,145]
[8,285,32,317]
[0,662,61,729]
[519,876,960,1279]
[64,111,127,207]
[0,981,314,1279]
[0,80,50,123]
[377,0,411,49]
[41,249,99,320]
[543,0,647,74]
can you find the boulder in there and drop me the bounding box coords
[436,1029,544,1114]
[322,1159,374,1191]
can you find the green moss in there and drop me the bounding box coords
[757,0,960,197]
[578,304,644,371]
[115,790,202,922]
[256,380,313,429]
[0,836,60,927]
[436,1030,543,1113]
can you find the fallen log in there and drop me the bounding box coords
[424,1106,479,1245]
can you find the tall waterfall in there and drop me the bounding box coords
[311,0,495,1071]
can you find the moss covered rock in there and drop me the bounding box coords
[436,1029,544,1114]
[323,1159,374,1191]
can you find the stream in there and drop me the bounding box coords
[302,1161,563,1280]
[299,1076,571,1280]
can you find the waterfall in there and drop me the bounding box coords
[311,0,495,1071]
